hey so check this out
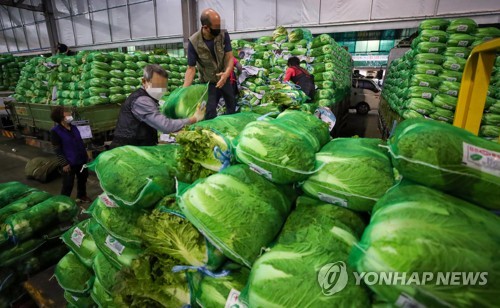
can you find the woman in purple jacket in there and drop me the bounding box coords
[50,106,91,203]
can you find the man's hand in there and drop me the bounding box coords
[216,72,229,88]
[190,103,206,123]
[63,164,71,173]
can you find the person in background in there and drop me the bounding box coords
[230,57,243,97]
[50,106,91,202]
[111,64,205,148]
[57,42,76,56]
[283,56,316,102]
[183,8,235,120]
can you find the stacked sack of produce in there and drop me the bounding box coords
[0,182,76,306]
[383,18,500,126]
[55,144,232,306]
[78,52,113,106]
[55,55,84,107]
[480,55,500,141]
[351,118,500,307]
[233,26,352,115]
[0,54,28,91]
[13,56,59,104]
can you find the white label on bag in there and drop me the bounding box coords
[422,92,432,99]
[429,48,438,53]
[442,104,453,110]
[248,163,272,180]
[71,227,85,247]
[431,26,440,30]
[462,142,500,177]
[395,293,424,308]
[426,70,436,75]
[445,77,457,82]
[457,25,468,32]
[419,81,429,87]
[318,193,348,208]
[429,37,440,42]
[447,90,458,96]
[225,289,247,308]
[99,194,117,208]
[458,40,469,47]
[450,64,461,71]
[105,235,125,256]
[455,52,465,58]
[424,60,434,64]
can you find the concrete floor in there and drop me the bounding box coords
[0,136,103,202]
[339,109,382,138]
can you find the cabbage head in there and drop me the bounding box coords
[161,84,208,119]
[387,118,500,209]
[179,165,293,267]
[241,196,370,308]
[350,183,500,307]
[302,138,395,212]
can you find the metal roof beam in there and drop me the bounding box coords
[0,0,43,12]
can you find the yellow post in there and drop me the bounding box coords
[453,38,499,136]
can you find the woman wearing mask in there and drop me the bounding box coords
[110,64,206,148]
[50,106,91,202]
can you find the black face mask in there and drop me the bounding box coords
[209,27,221,36]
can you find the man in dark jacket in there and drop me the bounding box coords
[183,8,235,120]
[111,64,205,148]
[50,106,90,202]
[283,56,316,101]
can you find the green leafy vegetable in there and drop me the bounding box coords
[387,118,500,209]
[55,252,94,295]
[61,219,99,268]
[350,183,500,307]
[161,84,208,119]
[179,165,293,267]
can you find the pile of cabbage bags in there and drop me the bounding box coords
[383,18,499,127]
[0,54,28,91]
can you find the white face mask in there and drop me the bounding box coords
[145,84,167,100]
[65,116,73,123]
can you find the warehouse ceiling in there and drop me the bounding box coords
[0,0,499,54]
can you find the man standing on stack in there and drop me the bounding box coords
[183,8,235,120]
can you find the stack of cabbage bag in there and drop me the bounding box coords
[0,182,74,306]
[480,55,500,141]
[55,55,84,106]
[13,56,59,104]
[57,144,233,307]
[234,26,352,115]
[0,54,28,91]
[383,18,500,125]
[350,119,500,307]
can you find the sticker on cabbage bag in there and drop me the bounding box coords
[71,227,85,247]
[462,142,500,177]
[99,194,117,208]
[458,41,469,47]
[315,107,336,131]
[429,37,440,42]
[395,293,425,308]
[318,193,348,208]
[105,235,125,256]
[450,64,461,71]
[225,289,247,308]
[429,48,438,53]
[425,70,436,75]
[421,92,432,99]
[455,52,465,58]
[457,25,468,32]
[445,77,457,82]
[446,90,458,96]
[419,81,429,87]
[248,163,272,180]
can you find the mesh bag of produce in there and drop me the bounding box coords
[350,182,500,307]
[419,30,448,43]
[161,84,208,119]
[419,19,450,31]
[413,63,443,76]
[235,111,329,184]
[4,195,78,243]
[92,252,120,294]
[55,252,94,294]
[407,86,439,100]
[447,18,478,34]
[410,74,443,89]
[301,138,395,212]
[61,219,98,268]
[387,118,500,209]
[429,107,455,122]
[433,93,458,110]
[86,145,179,209]
[414,53,446,65]
[179,164,293,268]
[0,182,37,208]
[63,291,95,308]
[0,190,51,222]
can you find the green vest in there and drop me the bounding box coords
[189,30,227,83]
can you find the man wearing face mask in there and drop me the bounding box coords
[111,64,205,148]
[183,8,235,120]
[50,106,91,202]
